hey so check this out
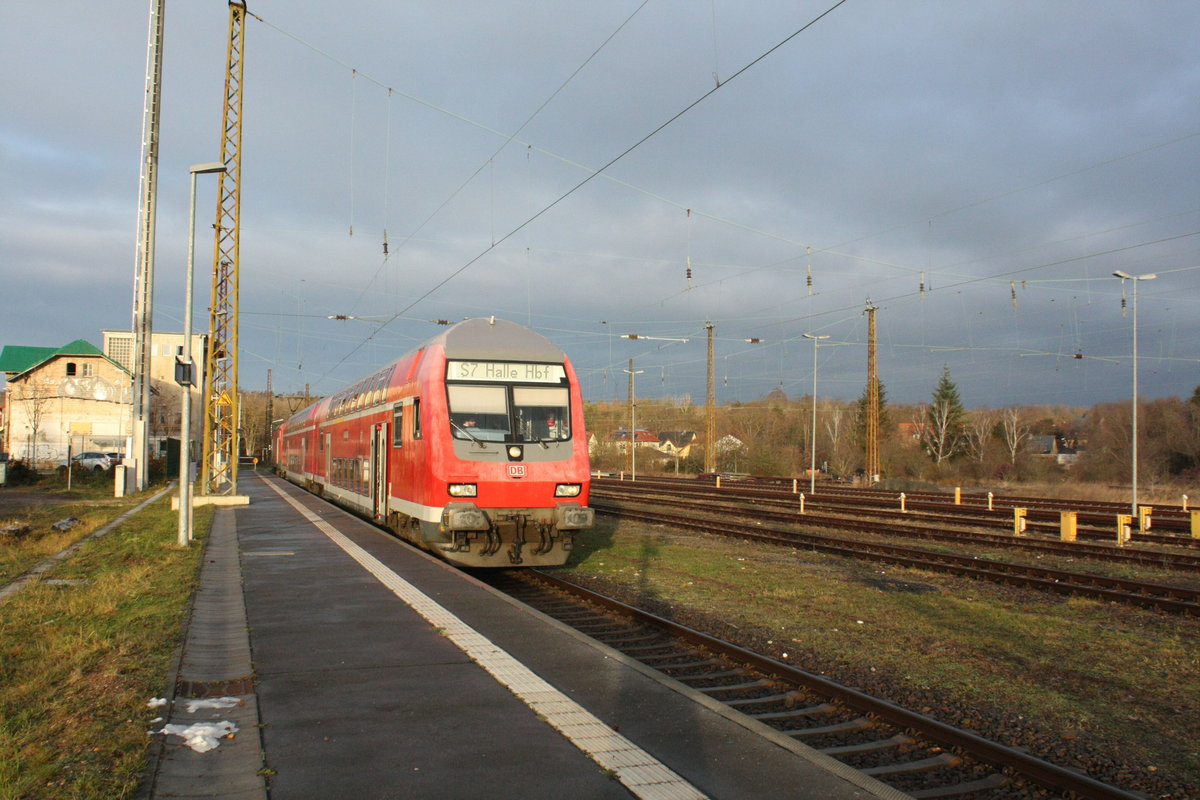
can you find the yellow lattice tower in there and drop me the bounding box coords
[704,323,716,473]
[865,303,880,482]
[201,0,247,495]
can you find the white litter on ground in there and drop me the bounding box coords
[184,696,243,713]
[147,697,168,708]
[157,721,239,753]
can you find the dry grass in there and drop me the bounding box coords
[994,480,1195,507]
[0,497,209,800]
[1,505,128,584]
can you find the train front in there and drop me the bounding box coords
[426,319,595,567]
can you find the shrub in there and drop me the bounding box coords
[4,459,41,486]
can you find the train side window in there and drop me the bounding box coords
[412,398,421,440]
[392,404,404,447]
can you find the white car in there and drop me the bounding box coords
[64,452,116,471]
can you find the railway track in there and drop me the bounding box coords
[490,569,1144,800]
[591,486,1200,573]
[590,498,1200,615]
[600,477,1200,546]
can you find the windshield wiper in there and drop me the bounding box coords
[451,421,490,449]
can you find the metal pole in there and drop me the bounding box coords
[631,364,637,481]
[705,323,715,473]
[180,163,225,546]
[1113,271,1156,524]
[1131,276,1139,523]
[803,334,829,494]
[178,171,199,546]
[623,359,643,481]
[131,0,167,492]
[810,343,818,494]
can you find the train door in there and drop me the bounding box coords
[371,423,388,519]
[323,432,331,482]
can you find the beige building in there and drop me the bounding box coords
[0,332,206,467]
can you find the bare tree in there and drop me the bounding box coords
[14,379,54,467]
[919,403,958,465]
[824,403,857,478]
[963,409,996,464]
[1000,406,1031,464]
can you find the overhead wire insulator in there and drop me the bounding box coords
[1011,281,1017,309]
[685,209,693,289]
[919,271,926,301]
[806,246,813,296]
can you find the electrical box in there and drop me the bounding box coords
[174,356,195,387]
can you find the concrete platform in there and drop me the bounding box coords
[145,472,907,800]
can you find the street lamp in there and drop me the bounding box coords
[619,334,688,480]
[1112,270,1156,525]
[802,334,829,494]
[178,162,226,547]
[623,359,644,480]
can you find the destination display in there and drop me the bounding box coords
[446,360,565,384]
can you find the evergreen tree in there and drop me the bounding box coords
[852,381,889,449]
[922,365,966,464]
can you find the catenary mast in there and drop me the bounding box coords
[201,0,248,495]
[129,0,166,491]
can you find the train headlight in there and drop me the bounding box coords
[554,483,582,497]
[508,446,523,459]
[448,483,477,497]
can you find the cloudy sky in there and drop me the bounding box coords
[3,1,1198,411]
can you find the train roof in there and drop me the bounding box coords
[437,318,565,363]
[277,319,567,430]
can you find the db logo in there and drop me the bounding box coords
[507,464,527,479]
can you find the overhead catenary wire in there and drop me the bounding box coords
[315,0,853,384]
[247,8,1200,324]
[319,0,655,320]
[239,8,1197,404]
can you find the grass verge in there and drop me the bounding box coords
[0,493,150,584]
[562,516,1200,791]
[0,494,210,800]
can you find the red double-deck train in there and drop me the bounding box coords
[274,317,595,567]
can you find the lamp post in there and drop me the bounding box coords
[623,359,644,480]
[1112,270,1156,524]
[619,334,688,480]
[802,334,830,494]
[178,162,226,547]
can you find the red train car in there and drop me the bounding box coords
[274,318,595,567]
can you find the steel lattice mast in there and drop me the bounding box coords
[704,322,716,473]
[201,0,247,495]
[864,303,880,482]
[130,0,166,491]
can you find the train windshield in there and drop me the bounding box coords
[447,384,571,443]
[513,387,570,442]
[448,385,511,441]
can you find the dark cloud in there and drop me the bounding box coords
[2,0,1198,410]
